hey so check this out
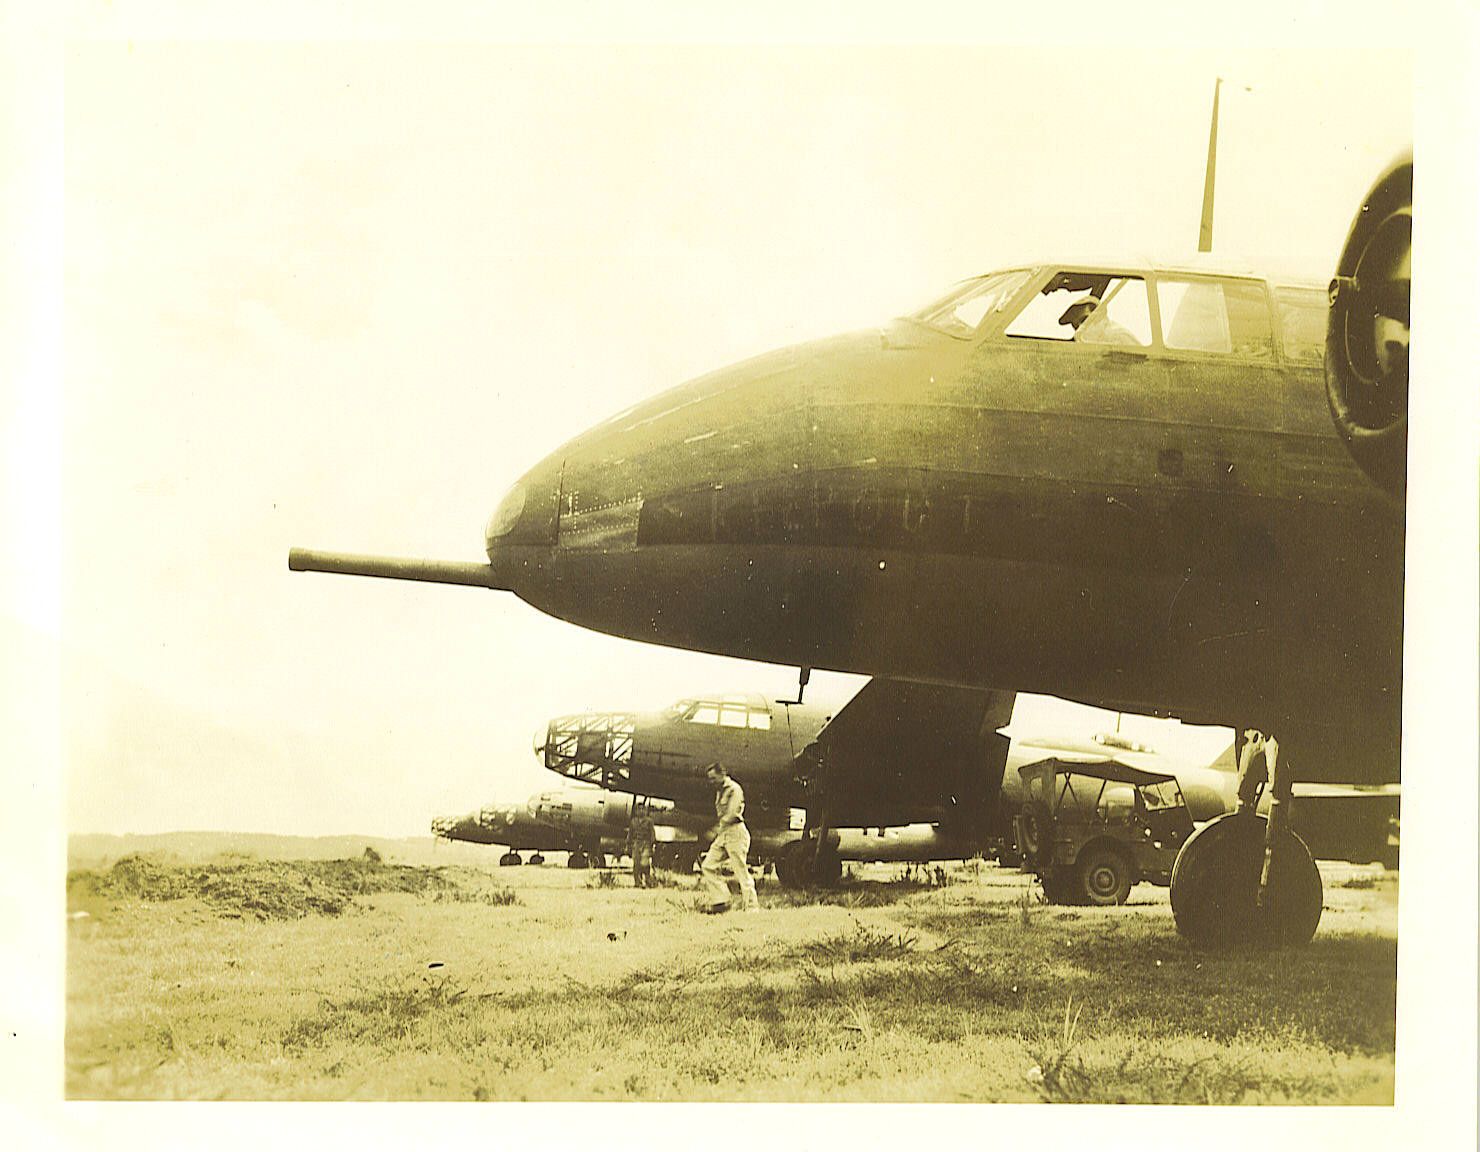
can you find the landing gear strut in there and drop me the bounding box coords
[1170,731,1323,948]
[775,742,843,890]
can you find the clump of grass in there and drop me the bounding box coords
[69,853,463,920]
[1025,997,1091,1102]
[587,870,620,890]
[767,885,917,909]
[889,863,953,889]
[646,869,694,889]
[840,1000,876,1042]
[436,885,520,906]
[1017,887,1034,930]
[282,973,469,1052]
[804,921,917,964]
[800,964,848,999]
[1338,874,1378,890]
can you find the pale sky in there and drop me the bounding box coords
[42,40,1423,836]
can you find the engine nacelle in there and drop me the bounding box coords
[1325,151,1412,501]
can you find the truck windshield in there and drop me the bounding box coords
[1140,780,1182,810]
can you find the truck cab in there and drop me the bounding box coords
[1014,757,1196,905]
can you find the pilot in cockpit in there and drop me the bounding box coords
[1062,294,1139,346]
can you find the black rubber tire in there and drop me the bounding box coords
[812,850,843,887]
[1171,812,1323,949]
[567,851,589,870]
[499,852,521,867]
[775,843,804,889]
[1039,870,1076,905]
[529,854,545,865]
[1075,844,1134,906]
[777,838,843,888]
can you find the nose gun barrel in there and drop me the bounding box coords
[288,548,504,590]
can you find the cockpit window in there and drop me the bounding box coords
[718,704,748,728]
[680,698,772,729]
[1005,272,1151,346]
[1157,278,1274,359]
[910,269,1032,337]
[1272,286,1327,364]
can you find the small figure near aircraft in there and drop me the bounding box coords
[697,763,759,914]
[627,804,657,889]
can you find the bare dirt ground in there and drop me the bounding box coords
[65,847,1397,1102]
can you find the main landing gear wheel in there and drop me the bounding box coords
[529,853,545,866]
[1076,845,1133,906]
[567,851,589,870]
[776,839,843,889]
[1171,812,1323,949]
[499,851,522,867]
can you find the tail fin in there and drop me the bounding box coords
[1209,741,1238,773]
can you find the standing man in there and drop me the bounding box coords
[698,762,759,914]
[628,804,657,889]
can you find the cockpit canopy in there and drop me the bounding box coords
[665,694,773,730]
[907,261,1324,363]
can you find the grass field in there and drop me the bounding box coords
[65,846,1398,1102]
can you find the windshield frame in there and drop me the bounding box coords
[907,268,1035,339]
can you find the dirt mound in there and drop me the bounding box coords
[68,851,459,920]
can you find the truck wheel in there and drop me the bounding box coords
[1039,870,1076,905]
[1076,845,1133,906]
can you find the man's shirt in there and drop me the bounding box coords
[715,777,745,826]
[629,814,656,847]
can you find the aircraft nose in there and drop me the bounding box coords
[483,327,898,648]
[540,710,635,785]
[485,459,561,555]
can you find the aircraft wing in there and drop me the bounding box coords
[798,679,1015,837]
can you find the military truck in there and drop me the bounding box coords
[1014,757,1196,905]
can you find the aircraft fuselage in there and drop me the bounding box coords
[488,261,1403,783]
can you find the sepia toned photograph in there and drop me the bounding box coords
[5,2,1476,1145]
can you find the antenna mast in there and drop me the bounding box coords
[1198,77,1221,253]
